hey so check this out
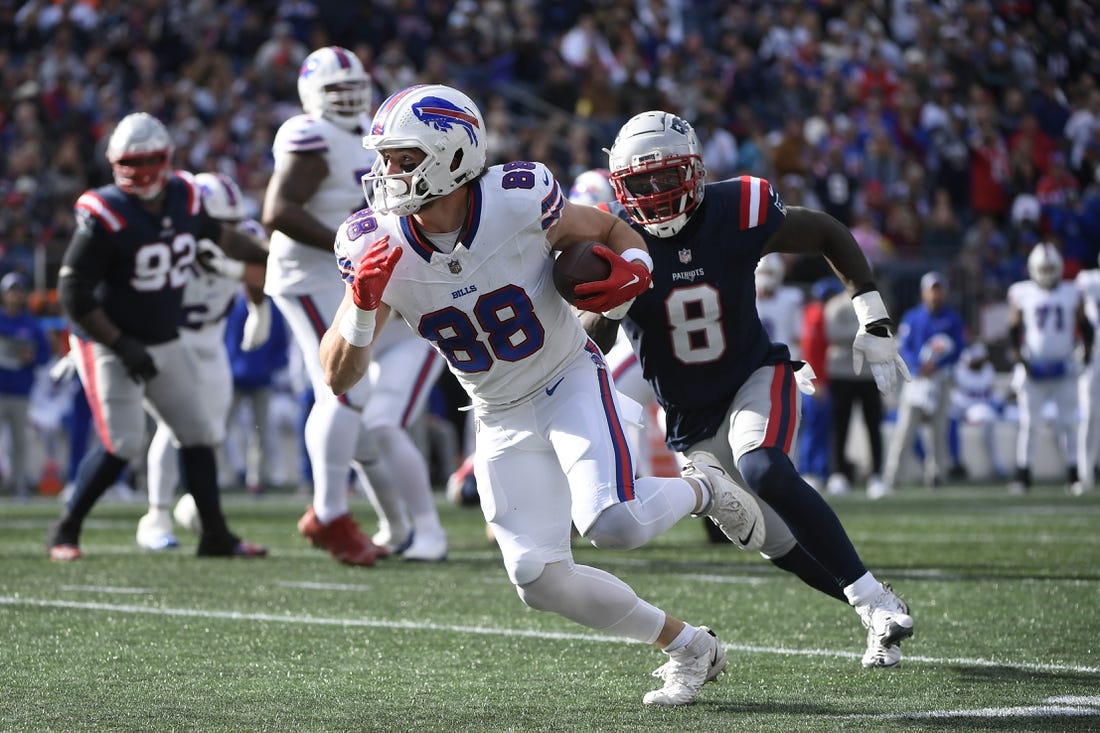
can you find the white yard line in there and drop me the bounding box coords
[846,695,1100,719]
[2,594,1098,677]
[59,585,152,594]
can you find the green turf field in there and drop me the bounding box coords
[2,485,1098,732]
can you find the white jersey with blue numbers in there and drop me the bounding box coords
[266,114,374,296]
[1077,268,1100,363]
[334,162,586,408]
[1007,279,1081,364]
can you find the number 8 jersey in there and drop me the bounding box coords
[334,162,587,408]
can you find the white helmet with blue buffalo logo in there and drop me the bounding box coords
[361,84,487,216]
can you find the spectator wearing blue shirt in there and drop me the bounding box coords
[0,272,51,497]
[883,271,967,491]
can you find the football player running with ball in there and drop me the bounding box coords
[48,113,269,560]
[321,84,767,706]
[580,111,916,669]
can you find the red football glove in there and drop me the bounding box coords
[572,245,652,313]
[352,235,402,311]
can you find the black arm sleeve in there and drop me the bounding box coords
[58,218,110,319]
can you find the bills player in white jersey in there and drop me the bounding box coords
[949,342,1008,479]
[1073,255,1100,495]
[321,84,768,706]
[262,46,386,565]
[1006,243,1089,492]
[754,253,804,360]
[136,172,268,550]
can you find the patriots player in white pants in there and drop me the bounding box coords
[321,84,768,706]
[1073,256,1100,495]
[1007,243,1089,493]
[136,172,269,550]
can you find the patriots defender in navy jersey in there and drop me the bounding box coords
[584,111,915,669]
[47,112,269,561]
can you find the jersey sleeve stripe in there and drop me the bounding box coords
[540,182,564,230]
[177,173,202,215]
[738,176,769,229]
[283,135,329,152]
[75,192,125,232]
[585,341,636,501]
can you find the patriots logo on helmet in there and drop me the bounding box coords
[412,96,480,145]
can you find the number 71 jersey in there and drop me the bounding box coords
[334,162,587,408]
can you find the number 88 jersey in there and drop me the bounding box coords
[334,161,587,408]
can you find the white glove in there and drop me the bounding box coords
[240,298,271,351]
[851,290,911,395]
[49,354,76,383]
[196,239,246,280]
[794,362,817,396]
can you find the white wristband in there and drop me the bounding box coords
[618,247,653,272]
[338,306,376,347]
[851,290,889,327]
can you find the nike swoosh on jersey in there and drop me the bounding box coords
[738,519,758,547]
[545,376,565,396]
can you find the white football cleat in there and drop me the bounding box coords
[683,451,765,551]
[136,509,179,550]
[173,494,203,534]
[643,626,727,706]
[372,521,414,555]
[402,528,448,562]
[866,475,893,500]
[857,583,913,669]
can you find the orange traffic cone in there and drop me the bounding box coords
[37,459,63,496]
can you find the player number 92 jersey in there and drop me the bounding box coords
[334,162,586,408]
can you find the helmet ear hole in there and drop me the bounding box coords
[450,149,464,173]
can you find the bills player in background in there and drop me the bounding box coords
[47,112,269,560]
[754,253,804,360]
[881,271,966,492]
[1074,255,1100,495]
[584,110,915,668]
[321,84,771,706]
[1007,243,1090,493]
[949,342,1008,480]
[136,172,268,550]
[263,46,407,566]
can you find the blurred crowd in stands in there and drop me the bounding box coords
[0,0,1098,492]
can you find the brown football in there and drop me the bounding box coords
[552,241,611,304]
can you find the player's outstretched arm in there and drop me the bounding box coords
[764,206,909,395]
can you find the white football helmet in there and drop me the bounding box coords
[605,110,706,238]
[298,46,372,131]
[568,168,615,206]
[755,252,786,293]
[361,84,488,216]
[194,172,247,222]
[1027,242,1063,289]
[106,112,173,200]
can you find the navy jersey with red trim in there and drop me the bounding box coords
[614,176,791,451]
[67,174,215,345]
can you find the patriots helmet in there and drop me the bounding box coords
[361,84,487,216]
[194,172,247,222]
[107,113,174,200]
[298,46,372,132]
[568,168,615,206]
[1027,242,1063,289]
[606,110,706,238]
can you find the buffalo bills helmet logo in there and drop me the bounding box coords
[412,96,480,145]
